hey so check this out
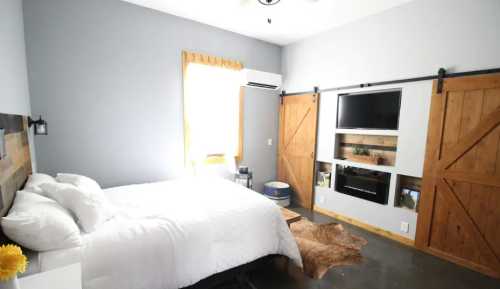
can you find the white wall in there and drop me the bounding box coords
[283,0,500,240]
[315,81,432,240]
[282,0,500,92]
[24,0,281,188]
[0,0,31,116]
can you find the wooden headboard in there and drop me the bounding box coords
[0,113,32,217]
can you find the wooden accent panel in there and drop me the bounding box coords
[0,114,32,216]
[0,114,23,134]
[416,73,500,278]
[339,134,398,147]
[337,134,397,166]
[278,93,318,209]
[314,206,415,247]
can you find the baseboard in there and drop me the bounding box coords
[313,206,415,247]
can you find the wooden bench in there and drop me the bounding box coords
[281,208,301,226]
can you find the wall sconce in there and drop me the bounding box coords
[0,128,5,159]
[28,116,48,135]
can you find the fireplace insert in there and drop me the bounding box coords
[335,165,390,205]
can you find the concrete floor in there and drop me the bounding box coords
[249,207,500,289]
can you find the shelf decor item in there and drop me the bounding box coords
[317,171,331,188]
[349,146,383,165]
[399,188,420,212]
[0,245,27,289]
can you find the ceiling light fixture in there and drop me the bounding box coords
[258,0,280,6]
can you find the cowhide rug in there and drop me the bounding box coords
[290,218,367,279]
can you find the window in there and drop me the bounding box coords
[182,51,243,168]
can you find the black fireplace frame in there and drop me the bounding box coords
[335,165,390,205]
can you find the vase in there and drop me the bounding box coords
[0,276,20,289]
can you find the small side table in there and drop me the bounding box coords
[281,208,301,226]
[18,263,82,289]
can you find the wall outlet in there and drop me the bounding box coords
[267,138,273,146]
[400,221,409,233]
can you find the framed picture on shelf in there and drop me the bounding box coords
[317,171,331,188]
[399,188,420,212]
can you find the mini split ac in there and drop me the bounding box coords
[241,69,282,91]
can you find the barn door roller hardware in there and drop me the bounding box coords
[281,67,500,97]
[280,90,286,104]
[436,68,446,94]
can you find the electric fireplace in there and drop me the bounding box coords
[335,165,390,205]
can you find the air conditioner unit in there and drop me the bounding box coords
[241,69,282,90]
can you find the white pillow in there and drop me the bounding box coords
[23,173,57,195]
[40,182,113,233]
[1,191,82,251]
[56,173,102,192]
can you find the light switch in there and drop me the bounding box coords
[267,138,273,146]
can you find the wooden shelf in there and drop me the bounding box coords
[333,158,395,173]
[335,128,399,136]
[336,133,398,166]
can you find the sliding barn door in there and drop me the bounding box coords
[278,93,319,209]
[416,73,500,278]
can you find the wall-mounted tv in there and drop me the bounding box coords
[337,89,401,130]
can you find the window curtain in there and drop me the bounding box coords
[182,51,244,170]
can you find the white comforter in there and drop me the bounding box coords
[81,178,301,289]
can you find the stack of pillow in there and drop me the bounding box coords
[1,173,115,252]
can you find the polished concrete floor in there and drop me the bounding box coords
[249,207,500,289]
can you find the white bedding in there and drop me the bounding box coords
[38,246,82,272]
[75,177,301,289]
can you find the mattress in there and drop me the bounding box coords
[38,246,82,272]
[76,177,301,289]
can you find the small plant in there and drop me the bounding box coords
[0,244,27,281]
[352,145,370,156]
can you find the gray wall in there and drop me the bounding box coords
[24,0,281,188]
[282,0,500,91]
[0,0,31,116]
[241,87,279,192]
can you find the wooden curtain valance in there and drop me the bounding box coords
[182,51,243,71]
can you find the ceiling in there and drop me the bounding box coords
[120,0,414,46]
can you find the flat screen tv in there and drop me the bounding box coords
[337,90,401,130]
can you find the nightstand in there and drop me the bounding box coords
[18,263,81,289]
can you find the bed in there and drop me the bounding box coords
[46,178,302,289]
[0,113,301,289]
